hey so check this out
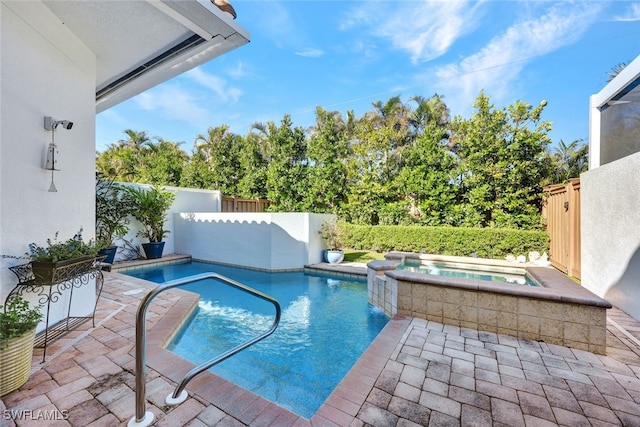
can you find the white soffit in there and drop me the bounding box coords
[43,0,250,112]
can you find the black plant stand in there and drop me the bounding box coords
[5,257,105,362]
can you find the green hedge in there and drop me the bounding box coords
[339,223,549,260]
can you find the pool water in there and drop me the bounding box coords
[123,261,389,418]
[398,259,539,286]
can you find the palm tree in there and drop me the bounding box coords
[607,61,629,83]
[407,94,450,136]
[195,125,233,162]
[247,121,272,161]
[547,139,588,183]
[192,125,242,194]
[369,95,408,131]
[118,129,151,148]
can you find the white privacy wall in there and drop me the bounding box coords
[174,213,333,270]
[0,2,97,326]
[581,151,640,320]
[117,184,222,261]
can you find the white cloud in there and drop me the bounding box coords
[429,2,604,116]
[130,67,247,134]
[295,48,325,58]
[227,61,248,79]
[134,85,210,128]
[613,3,640,21]
[342,1,484,63]
[185,67,243,103]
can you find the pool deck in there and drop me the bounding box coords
[2,256,640,426]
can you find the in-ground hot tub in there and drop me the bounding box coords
[368,252,612,354]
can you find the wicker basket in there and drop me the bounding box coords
[0,329,35,396]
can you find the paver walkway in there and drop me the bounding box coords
[2,262,640,426]
[363,315,640,426]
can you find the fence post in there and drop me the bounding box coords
[567,179,581,278]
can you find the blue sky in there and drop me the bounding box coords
[96,1,640,153]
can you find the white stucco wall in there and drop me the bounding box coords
[1,2,97,326]
[117,184,222,261]
[581,151,640,319]
[174,213,333,270]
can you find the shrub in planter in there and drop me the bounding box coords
[25,229,101,285]
[127,185,175,259]
[95,176,132,263]
[26,229,100,263]
[320,219,344,264]
[0,296,43,396]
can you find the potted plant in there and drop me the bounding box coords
[127,185,175,260]
[320,219,344,264]
[25,229,101,285]
[95,176,132,264]
[0,296,43,396]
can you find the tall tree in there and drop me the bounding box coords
[303,107,348,212]
[118,129,152,148]
[545,139,588,184]
[391,122,458,225]
[183,125,242,194]
[136,139,187,186]
[343,115,399,224]
[265,116,308,211]
[451,92,551,228]
[237,131,268,198]
[96,129,153,180]
[407,94,450,137]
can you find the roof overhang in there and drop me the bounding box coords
[43,0,250,112]
[591,56,640,109]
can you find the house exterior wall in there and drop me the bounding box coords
[584,54,640,320]
[173,213,333,270]
[581,151,640,319]
[1,2,97,324]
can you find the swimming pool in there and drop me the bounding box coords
[123,261,389,418]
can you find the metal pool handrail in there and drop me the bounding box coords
[128,272,281,427]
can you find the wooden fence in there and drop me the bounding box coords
[542,178,581,279]
[221,196,272,213]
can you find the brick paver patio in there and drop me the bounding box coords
[2,260,640,426]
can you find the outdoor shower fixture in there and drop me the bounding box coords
[43,116,74,192]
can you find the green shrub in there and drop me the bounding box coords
[339,223,548,259]
[0,297,43,348]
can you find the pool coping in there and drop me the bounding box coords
[370,260,611,308]
[112,262,405,424]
